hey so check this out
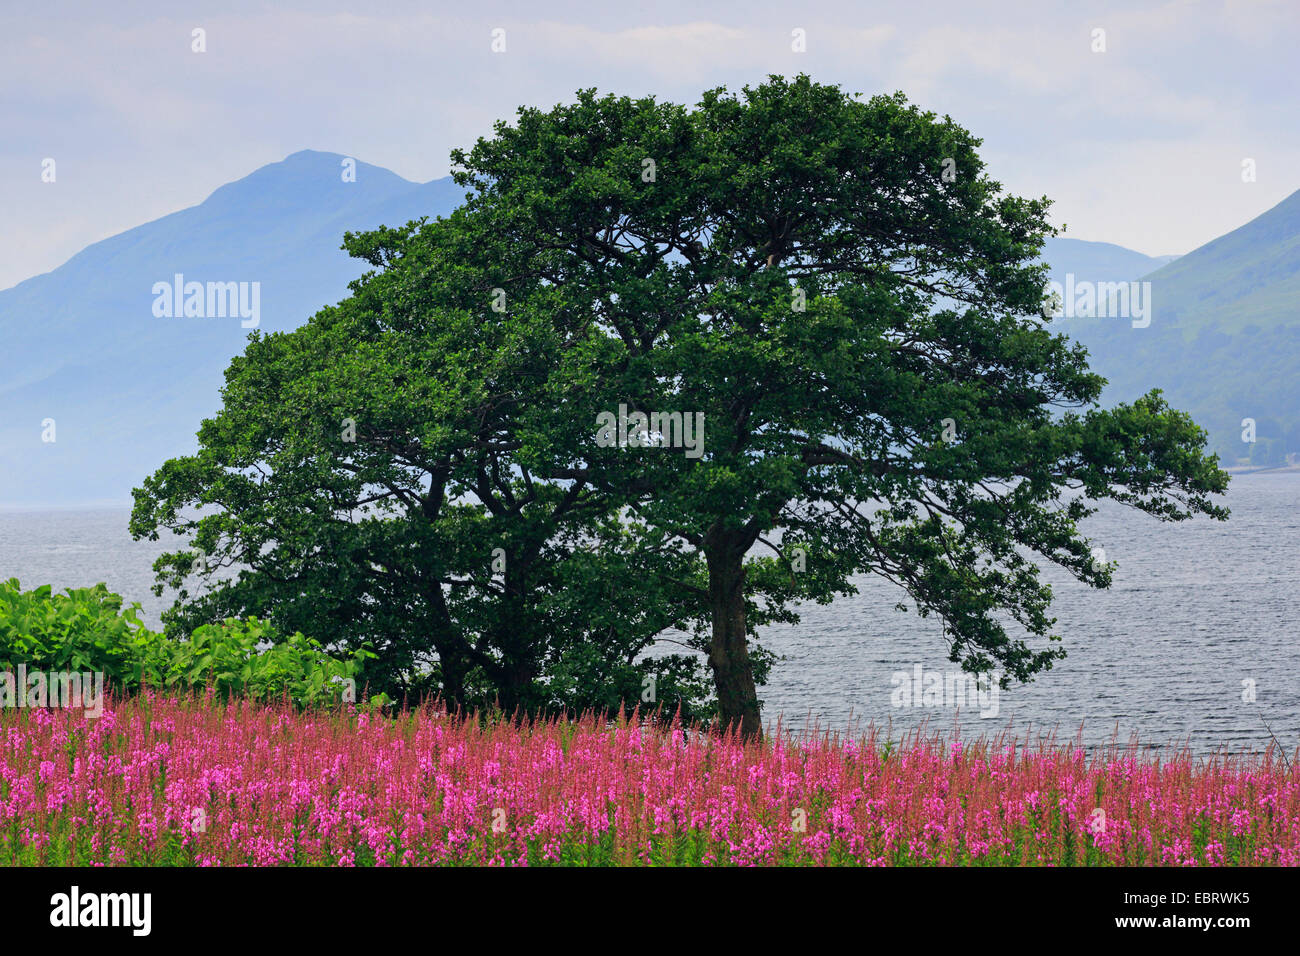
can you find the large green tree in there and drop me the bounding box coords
[431,74,1229,737]
[134,75,1229,737]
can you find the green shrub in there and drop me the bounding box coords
[0,578,155,680]
[140,616,377,706]
[0,578,378,708]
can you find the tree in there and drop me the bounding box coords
[432,74,1230,738]
[134,75,1229,737]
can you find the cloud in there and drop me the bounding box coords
[0,0,1296,287]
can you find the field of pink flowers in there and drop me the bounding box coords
[2,694,1297,866]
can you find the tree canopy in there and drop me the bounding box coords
[132,75,1229,736]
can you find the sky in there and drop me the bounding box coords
[2,0,1297,291]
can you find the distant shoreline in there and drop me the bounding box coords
[1223,463,1300,475]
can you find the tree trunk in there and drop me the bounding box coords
[705,541,763,740]
[436,644,468,711]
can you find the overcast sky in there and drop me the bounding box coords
[2,0,1296,290]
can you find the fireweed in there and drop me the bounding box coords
[1,693,1296,867]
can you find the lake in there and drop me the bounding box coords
[2,473,1297,755]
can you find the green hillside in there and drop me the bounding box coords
[1055,189,1300,467]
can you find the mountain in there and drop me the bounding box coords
[1050,189,1300,467]
[1039,237,1177,289]
[0,151,464,507]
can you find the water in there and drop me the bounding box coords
[0,508,185,620]
[1,474,1297,755]
[757,473,1300,754]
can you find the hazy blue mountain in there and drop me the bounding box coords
[1038,237,1176,288]
[0,151,463,506]
[1050,189,1300,467]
